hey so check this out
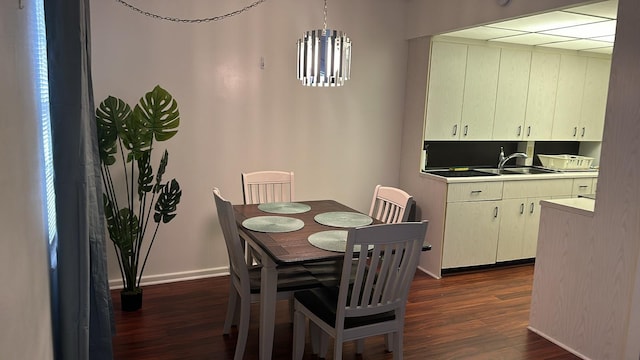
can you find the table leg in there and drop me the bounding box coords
[259,257,277,360]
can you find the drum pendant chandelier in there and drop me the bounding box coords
[297,0,352,87]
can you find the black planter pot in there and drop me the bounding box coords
[120,289,143,312]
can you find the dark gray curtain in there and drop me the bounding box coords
[45,0,114,359]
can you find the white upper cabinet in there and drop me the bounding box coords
[552,54,587,140]
[460,45,500,140]
[579,57,611,141]
[523,52,560,140]
[424,41,467,140]
[492,48,531,140]
[424,39,611,142]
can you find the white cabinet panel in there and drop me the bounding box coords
[552,54,587,140]
[460,45,500,140]
[497,196,548,262]
[524,52,560,140]
[493,48,531,140]
[442,201,501,268]
[447,181,503,202]
[424,42,467,140]
[580,57,611,141]
[502,179,573,199]
[572,178,594,197]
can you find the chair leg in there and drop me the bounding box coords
[318,329,329,358]
[356,339,364,354]
[392,331,402,360]
[223,287,238,334]
[292,308,306,360]
[385,333,393,352]
[234,297,251,360]
[333,335,343,360]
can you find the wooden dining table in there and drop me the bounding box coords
[232,199,378,360]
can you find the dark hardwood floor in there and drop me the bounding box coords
[111,264,579,360]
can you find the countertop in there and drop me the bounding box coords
[540,197,595,217]
[420,169,598,183]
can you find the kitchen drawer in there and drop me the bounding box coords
[447,182,503,202]
[572,178,594,196]
[502,179,573,199]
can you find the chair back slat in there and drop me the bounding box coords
[213,188,250,293]
[368,185,413,224]
[242,171,295,204]
[339,222,428,320]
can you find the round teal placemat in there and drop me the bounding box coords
[308,230,371,252]
[314,212,373,228]
[257,202,311,214]
[242,216,304,233]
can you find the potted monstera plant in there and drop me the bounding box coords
[96,85,182,311]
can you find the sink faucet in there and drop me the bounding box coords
[498,146,528,170]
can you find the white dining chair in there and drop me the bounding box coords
[292,221,429,360]
[212,188,321,360]
[241,170,295,204]
[369,185,414,223]
[305,184,414,287]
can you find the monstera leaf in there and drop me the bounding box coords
[154,179,182,223]
[96,96,131,165]
[135,85,180,142]
[103,195,139,255]
[137,151,153,199]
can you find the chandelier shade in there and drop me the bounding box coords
[297,0,351,87]
[297,29,351,87]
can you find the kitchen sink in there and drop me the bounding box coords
[502,167,557,175]
[473,167,557,175]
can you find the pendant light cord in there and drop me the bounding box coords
[115,0,267,23]
[323,0,328,31]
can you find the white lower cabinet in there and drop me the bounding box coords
[428,175,598,273]
[496,196,549,262]
[496,179,573,262]
[442,200,501,268]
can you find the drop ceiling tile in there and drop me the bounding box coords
[591,35,615,43]
[563,0,618,19]
[541,19,616,38]
[489,33,574,45]
[581,46,614,55]
[443,26,525,40]
[538,39,612,51]
[489,11,606,32]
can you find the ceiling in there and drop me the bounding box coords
[438,0,618,54]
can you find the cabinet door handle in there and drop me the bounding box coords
[463,125,468,136]
[581,127,586,137]
[579,185,588,189]
[527,126,531,137]
[452,124,457,136]
[470,190,482,194]
[494,207,499,218]
[517,125,522,137]
[573,127,577,137]
[519,203,525,215]
[530,202,535,214]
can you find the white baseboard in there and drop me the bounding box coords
[417,265,440,279]
[527,325,590,360]
[109,266,229,289]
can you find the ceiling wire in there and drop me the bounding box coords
[114,0,267,23]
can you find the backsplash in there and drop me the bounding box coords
[423,141,580,168]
